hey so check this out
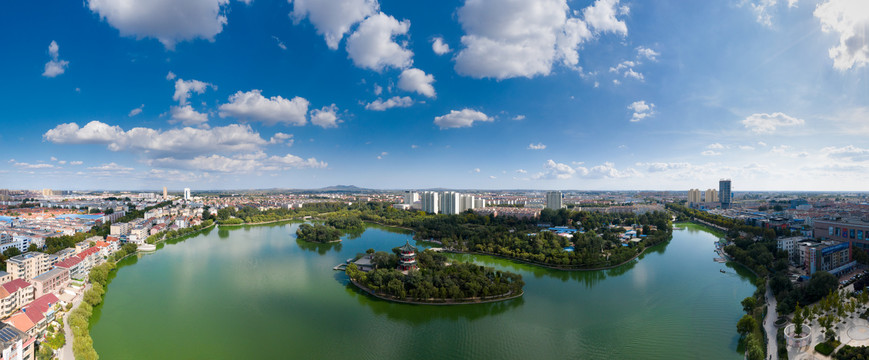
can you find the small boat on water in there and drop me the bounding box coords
[720,269,726,273]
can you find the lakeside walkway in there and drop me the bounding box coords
[764,282,779,360]
[59,283,90,360]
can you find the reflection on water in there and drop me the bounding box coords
[295,238,343,254]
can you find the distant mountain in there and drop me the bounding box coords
[316,185,370,192]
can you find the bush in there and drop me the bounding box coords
[777,327,787,359]
[815,341,836,356]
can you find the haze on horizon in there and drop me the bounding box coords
[0,0,867,191]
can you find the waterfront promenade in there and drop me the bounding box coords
[763,283,778,360]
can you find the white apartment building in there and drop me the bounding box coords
[545,191,563,210]
[110,222,131,236]
[421,191,439,214]
[440,192,461,215]
[6,253,49,282]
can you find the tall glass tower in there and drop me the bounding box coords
[719,179,731,209]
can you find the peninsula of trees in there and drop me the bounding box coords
[345,250,524,304]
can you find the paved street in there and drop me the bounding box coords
[764,283,778,360]
[59,284,89,360]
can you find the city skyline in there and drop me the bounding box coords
[1,0,868,191]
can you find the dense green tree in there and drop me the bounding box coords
[737,314,758,336]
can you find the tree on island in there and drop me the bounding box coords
[296,223,342,243]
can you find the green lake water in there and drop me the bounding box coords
[90,222,756,359]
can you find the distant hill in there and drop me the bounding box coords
[316,185,370,192]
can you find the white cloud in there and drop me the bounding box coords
[310,104,341,128]
[411,144,418,149]
[636,162,690,172]
[346,12,413,71]
[739,145,756,150]
[474,168,481,173]
[516,169,527,174]
[377,151,388,160]
[455,0,627,79]
[513,115,526,121]
[373,84,382,95]
[173,78,213,105]
[623,68,644,80]
[44,121,270,158]
[166,71,176,80]
[749,0,778,27]
[87,0,231,49]
[707,143,725,149]
[636,46,659,61]
[771,145,809,158]
[533,159,576,179]
[628,100,655,122]
[365,96,414,111]
[218,90,309,126]
[741,112,804,133]
[814,0,869,70]
[50,157,57,162]
[128,104,144,117]
[42,41,69,78]
[88,162,134,171]
[528,143,546,150]
[70,161,83,166]
[489,175,496,179]
[169,105,209,126]
[289,0,379,50]
[584,162,639,179]
[150,153,326,172]
[272,35,288,50]
[431,37,451,55]
[701,150,721,156]
[822,145,869,162]
[397,68,436,98]
[269,132,294,146]
[11,160,55,169]
[434,109,493,129]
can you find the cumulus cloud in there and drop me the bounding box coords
[434,109,493,129]
[431,37,451,55]
[269,132,294,146]
[87,0,231,49]
[454,0,627,80]
[10,160,55,169]
[310,104,341,128]
[814,0,869,70]
[398,68,435,97]
[584,162,639,179]
[42,41,69,78]
[741,112,804,133]
[346,12,413,71]
[169,105,209,126]
[528,143,546,150]
[173,78,213,105]
[701,150,721,156]
[289,0,379,50]
[43,121,269,158]
[636,46,659,61]
[218,90,309,126]
[533,159,577,179]
[513,115,526,121]
[707,143,725,149]
[628,101,654,122]
[70,161,83,166]
[166,71,176,80]
[128,104,144,117]
[365,96,414,111]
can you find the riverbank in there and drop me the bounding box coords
[444,244,658,272]
[218,217,300,227]
[349,279,524,305]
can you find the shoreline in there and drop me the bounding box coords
[217,218,300,227]
[349,279,523,305]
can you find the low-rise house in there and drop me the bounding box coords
[0,280,34,318]
[0,273,10,286]
[17,294,60,336]
[31,268,69,298]
[0,322,35,360]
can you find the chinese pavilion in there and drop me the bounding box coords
[398,240,418,271]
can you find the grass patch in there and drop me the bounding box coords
[815,340,841,356]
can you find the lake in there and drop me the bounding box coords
[90,221,755,359]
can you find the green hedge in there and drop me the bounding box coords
[816,341,836,356]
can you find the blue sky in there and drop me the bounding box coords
[0,0,867,191]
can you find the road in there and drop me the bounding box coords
[764,283,778,360]
[59,284,89,360]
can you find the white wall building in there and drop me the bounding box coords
[183,188,191,201]
[545,191,563,210]
[440,192,461,215]
[421,191,439,214]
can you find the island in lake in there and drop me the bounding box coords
[295,223,343,243]
[345,241,524,304]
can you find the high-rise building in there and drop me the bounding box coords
[545,191,563,210]
[474,197,486,209]
[403,191,418,205]
[6,252,50,282]
[719,179,732,209]
[688,189,702,204]
[183,188,191,201]
[459,195,475,213]
[420,191,439,214]
[440,192,461,215]
[705,189,718,203]
[163,187,168,199]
